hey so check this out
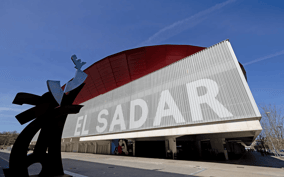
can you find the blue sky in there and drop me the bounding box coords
[1,0,284,133]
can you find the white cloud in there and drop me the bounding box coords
[138,0,237,47]
[0,93,33,112]
[0,93,15,102]
[0,114,15,118]
[0,121,18,124]
[243,50,284,66]
[0,107,24,112]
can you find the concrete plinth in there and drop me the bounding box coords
[132,141,136,156]
[195,140,202,158]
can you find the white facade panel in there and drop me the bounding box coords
[60,40,261,138]
[80,120,262,141]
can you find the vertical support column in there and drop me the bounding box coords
[61,139,66,152]
[132,141,136,157]
[66,143,69,152]
[165,140,169,157]
[70,138,74,152]
[60,143,64,152]
[77,143,81,152]
[195,140,202,158]
[84,142,88,153]
[90,142,94,153]
[86,143,90,153]
[167,137,177,159]
[94,142,97,154]
[108,141,111,155]
[210,138,226,159]
[62,143,65,152]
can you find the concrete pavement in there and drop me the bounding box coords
[1,150,284,177]
[60,152,284,177]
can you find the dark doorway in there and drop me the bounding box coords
[200,140,213,159]
[176,141,199,160]
[135,141,165,158]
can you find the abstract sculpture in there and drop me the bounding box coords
[2,55,87,177]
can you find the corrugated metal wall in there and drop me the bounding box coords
[69,45,205,105]
[62,40,260,138]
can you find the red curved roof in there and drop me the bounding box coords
[67,45,205,105]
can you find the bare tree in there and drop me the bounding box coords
[0,131,19,148]
[258,104,284,153]
[0,132,10,148]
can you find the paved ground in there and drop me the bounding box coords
[0,150,284,177]
[202,151,284,168]
[230,152,284,168]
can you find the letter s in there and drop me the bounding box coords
[96,109,108,133]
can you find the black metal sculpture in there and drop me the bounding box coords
[3,55,87,177]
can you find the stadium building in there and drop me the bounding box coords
[31,40,262,160]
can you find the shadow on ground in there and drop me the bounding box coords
[2,151,284,177]
[173,151,284,168]
[220,152,284,168]
[61,158,201,177]
[1,152,202,177]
